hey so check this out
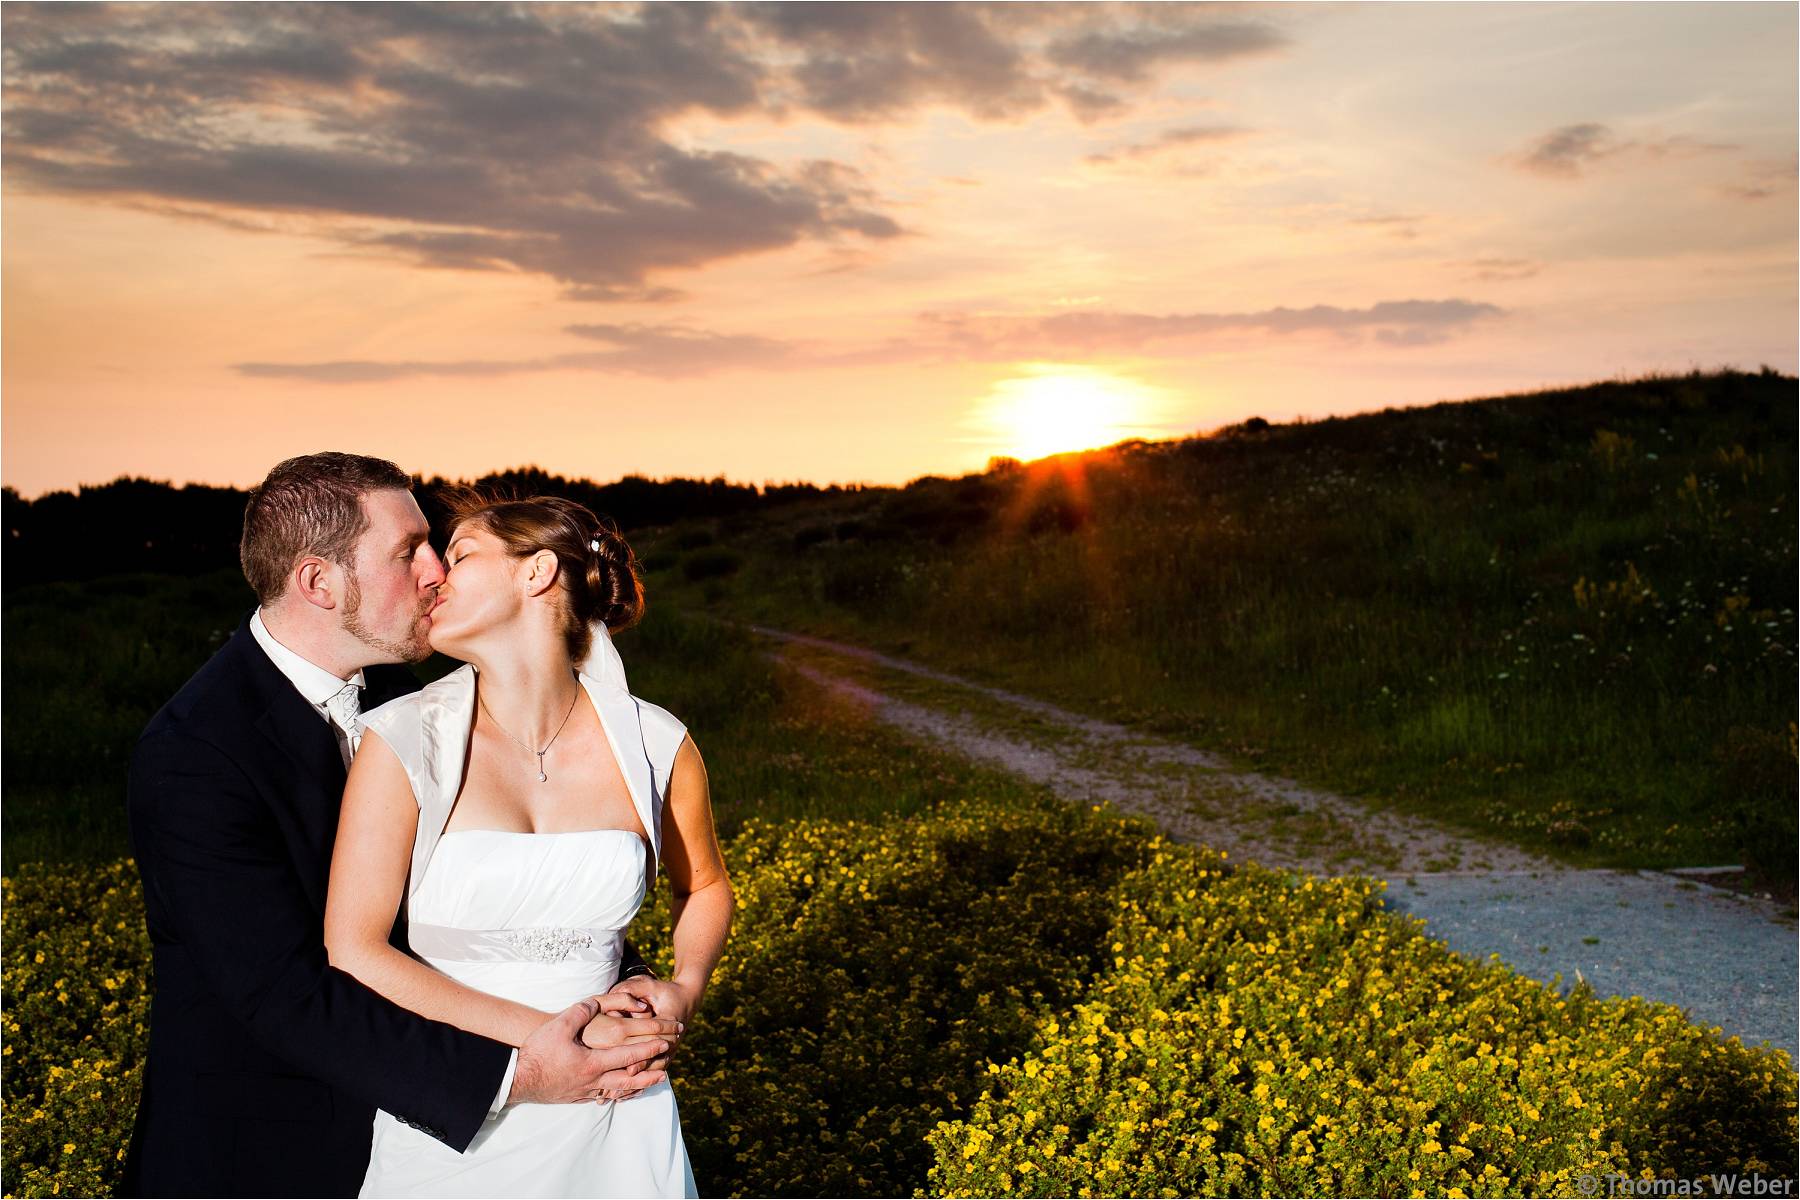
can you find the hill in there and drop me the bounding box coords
[635,367,1799,892]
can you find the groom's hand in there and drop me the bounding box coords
[581,996,685,1103]
[509,997,673,1105]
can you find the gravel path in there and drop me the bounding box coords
[745,622,1798,1062]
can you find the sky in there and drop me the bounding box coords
[3,1,1795,498]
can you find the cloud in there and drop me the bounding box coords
[1457,257,1541,282]
[1514,123,1625,177]
[746,4,1288,121]
[4,3,1292,298]
[231,294,1503,383]
[236,359,517,385]
[1636,134,1738,160]
[1349,213,1425,240]
[1046,19,1289,82]
[1086,123,1251,164]
[560,323,797,374]
[1512,122,1737,178]
[4,5,903,301]
[911,298,1505,356]
[236,321,797,382]
[746,1,1043,121]
[1718,153,1798,202]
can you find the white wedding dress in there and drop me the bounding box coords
[354,632,697,1199]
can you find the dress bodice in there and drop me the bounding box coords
[405,829,649,998]
[410,829,648,933]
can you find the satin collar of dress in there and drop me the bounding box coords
[406,662,661,899]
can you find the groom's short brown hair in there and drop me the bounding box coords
[240,452,413,604]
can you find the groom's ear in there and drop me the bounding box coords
[292,556,343,610]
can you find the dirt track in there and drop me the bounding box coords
[746,621,1799,1063]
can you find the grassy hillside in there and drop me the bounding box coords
[635,368,1798,894]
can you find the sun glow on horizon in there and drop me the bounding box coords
[973,363,1170,462]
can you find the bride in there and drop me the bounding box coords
[323,491,733,1198]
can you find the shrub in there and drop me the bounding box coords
[682,547,744,582]
[793,524,834,551]
[0,797,1148,1199]
[6,810,1794,1200]
[820,553,915,613]
[1711,722,1800,883]
[925,842,1799,1198]
[632,796,1151,1197]
[2,861,150,1198]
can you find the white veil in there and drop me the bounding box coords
[580,617,629,693]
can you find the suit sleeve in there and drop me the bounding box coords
[618,938,654,979]
[131,728,514,1152]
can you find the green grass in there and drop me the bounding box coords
[2,570,259,870]
[636,368,1798,894]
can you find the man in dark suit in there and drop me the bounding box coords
[123,452,680,1197]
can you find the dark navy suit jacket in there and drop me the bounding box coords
[121,615,518,1197]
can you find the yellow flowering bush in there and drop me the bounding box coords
[2,795,1148,1199]
[2,861,150,1198]
[631,794,1151,1196]
[926,839,1799,1198]
[7,811,1795,1199]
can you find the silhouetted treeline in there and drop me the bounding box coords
[2,467,870,590]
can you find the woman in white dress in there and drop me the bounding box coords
[323,492,734,1199]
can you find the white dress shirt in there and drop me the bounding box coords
[248,608,518,1116]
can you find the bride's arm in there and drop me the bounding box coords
[650,733,735,1021]
[324,727,553,1049]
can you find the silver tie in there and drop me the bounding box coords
[325,682,363,767]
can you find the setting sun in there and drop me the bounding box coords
[975,364,1168,462]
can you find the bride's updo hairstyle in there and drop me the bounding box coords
[438,487,646,664]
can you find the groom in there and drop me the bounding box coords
[123,452,679,1198]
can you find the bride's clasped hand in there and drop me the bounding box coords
[579,985,692,1103]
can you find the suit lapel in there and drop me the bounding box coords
[252,666,347,794]
[363,663,424,712]
[235,623,431,913]
[218,626,345,914]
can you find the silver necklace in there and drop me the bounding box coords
[478,678,580,783]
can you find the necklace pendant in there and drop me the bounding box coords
[538,770,548,783]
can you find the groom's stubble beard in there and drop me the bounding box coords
[340,566,435,664]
